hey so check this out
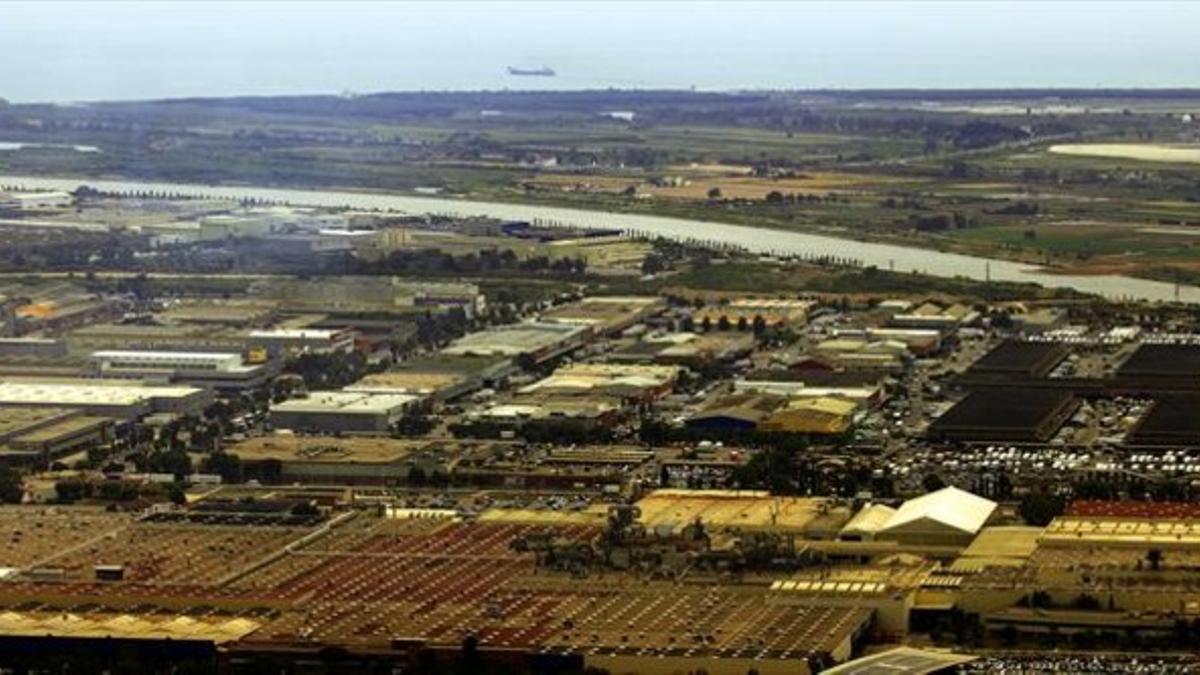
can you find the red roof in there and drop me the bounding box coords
[1066,500,1200,520]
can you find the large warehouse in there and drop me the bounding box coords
[927,388,1079,443]
[1125,396,1200,446]
[0,381,213,420]
[967,340,1068,378]
[0,407,115,465]
[227,436,447,485]
[269,391,420,434]
[88,350,276,390]
[442,322,588,366]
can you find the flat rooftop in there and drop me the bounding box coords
[228,436,429,464]
[271,391,419,415]
[634,489,844,534]
[11,415,112,444]
[519,363,679,395]
[539,295,663,326]
[347,353,511,394]
[0,406,76,438]
[1119,344,1200,378]
[1041,516,1200,547]
[1126,396,1200,445]
[968,340,1067,377]
[91,350,244,362]
[0,381,204,406]
[928,388,1077,441]
[952,526,1042,571]
[249,328,346,340]
[443,322,585,357]
[347,371,464,395]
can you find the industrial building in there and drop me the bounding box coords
[875,487,997,548]
[269,391,420,434]
[735,369,885,406]
[0,381,212,420]
[861,328,942,356]
[1010,307,1069,334]
[442,321,588,365]
[228,436,448,485]
[539,295,665,335]
[967,340,1068,378]
[0,338,69,359]
[1118,343,1200,379]
[685,392,788,431]
[887,302,979,331]
[813,337,909,371]
[758,396,858,435]
[696,298,815,327]
[838,503,898,542]
[633,489,851,537]
[68,322,249,353]
[927,388,1079,443]
[0,407,114,464]
[346,354,516,400]
[157,299,278,327]
[248,276,485,317]
[1125,396,1200,445]
[1,191,72,211]
[474,397,622,426]
[517,363,680,402]
[609,330,756,366]
[247,328,356,357]
[88,350,276,390]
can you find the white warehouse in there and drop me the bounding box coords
[88,350,277,390]
[91,351,246,373]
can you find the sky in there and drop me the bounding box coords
[2,0,1199,103]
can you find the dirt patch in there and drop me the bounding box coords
[528,171,908,200]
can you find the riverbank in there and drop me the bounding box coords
[3,173,1198,304]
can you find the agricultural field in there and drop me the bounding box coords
[1048,143,1200,164]
[3,88,1200,285]
[524,168,917,200]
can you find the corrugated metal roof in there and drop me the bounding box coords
[842,503,898,535]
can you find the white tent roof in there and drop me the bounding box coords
[881,486,996,535]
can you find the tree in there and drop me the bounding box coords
[200,452,244,483]
[291,501,320,517]
[395,412,435,437]
[1019,490,1066,527]
[165,483,187,506]
[150,449,193,479]
[54,480,88,504]
[0,467,24,504]
[751,315,767,338]
[921,473,946,493]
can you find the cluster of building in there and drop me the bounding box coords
[8,193,1200,673]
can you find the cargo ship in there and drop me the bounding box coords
[507,66,556,77]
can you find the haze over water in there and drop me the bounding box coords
[3,0,1199,103]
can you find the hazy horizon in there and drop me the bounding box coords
[3,0,1200,104]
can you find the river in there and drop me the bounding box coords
[3,174,1197,304]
